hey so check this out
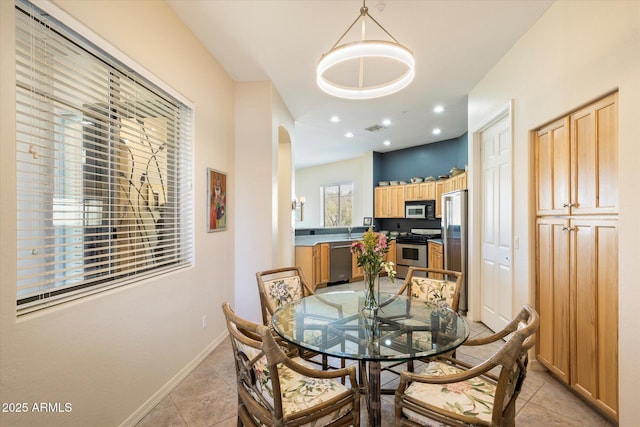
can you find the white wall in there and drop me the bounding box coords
[466,1,640,424]
[234,82,295,323]
[295,154,375,228]
[0,1,235,426]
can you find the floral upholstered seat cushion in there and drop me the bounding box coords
[402,361,497,425]
[263,276,304,322]
[234,340,353,426]
[410,278,457,307]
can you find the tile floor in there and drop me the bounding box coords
[136,280,616,427]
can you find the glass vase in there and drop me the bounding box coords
[363,270,380,317]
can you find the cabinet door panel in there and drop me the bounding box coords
[375,187,389,217]
[571,93,618,215]
[536,118,570,215]
[536,218,571,382]
[389,186,405,218]
[571,218,618,418]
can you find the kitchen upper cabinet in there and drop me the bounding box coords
[435,172,467,218]
[374,186,405,218]
[536,92,618,216]
[405,182,436,201]
[448,172,467,192]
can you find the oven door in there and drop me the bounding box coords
[396,242,427,279]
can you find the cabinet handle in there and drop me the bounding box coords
[562,226,575,232]
[562,202,577,208]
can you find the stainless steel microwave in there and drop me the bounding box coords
[405,200,436,219]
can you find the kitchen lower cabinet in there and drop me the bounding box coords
[351,240,396,281]
[427,241,443,279]
[536,217,618,421]
[295,243,330,291]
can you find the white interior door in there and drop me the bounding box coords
[480,115,513,332]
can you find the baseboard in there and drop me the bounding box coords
[119,331,229,427]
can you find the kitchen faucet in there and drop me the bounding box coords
[347,226,352,239]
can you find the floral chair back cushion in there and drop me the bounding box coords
[263,276,304,322]
[410,277,457,308]
[231,335,352,420]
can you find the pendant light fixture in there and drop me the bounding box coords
[317,0,415,100]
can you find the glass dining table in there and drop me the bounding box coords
[271,290,470,427]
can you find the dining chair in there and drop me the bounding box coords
[396,266,463,313]
[382,267,464,380]
[394,304,539,427]
[256,266,344,370]
[222,301,360,427]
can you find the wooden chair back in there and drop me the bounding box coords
[256,266,314,325]
[397,267,463,312]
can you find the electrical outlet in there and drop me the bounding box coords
[201,315,207,329]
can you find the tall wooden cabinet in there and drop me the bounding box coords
[535,92,618,422]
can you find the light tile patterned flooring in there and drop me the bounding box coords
[136,279,616,427]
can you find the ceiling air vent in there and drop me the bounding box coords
[365,124,385,132]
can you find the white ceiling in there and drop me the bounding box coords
[167,0,553,169]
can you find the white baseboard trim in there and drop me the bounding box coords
[119,331,230,427]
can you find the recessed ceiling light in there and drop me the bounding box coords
[330,115,341,123]
[433,105,445,113]
[345,131,354,138]
[382,118,392,126]
[432,128,442,135]
[383,140,391,146]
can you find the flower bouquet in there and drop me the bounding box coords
[350,228,396,315]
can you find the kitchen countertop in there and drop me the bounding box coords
[294,233,364,247]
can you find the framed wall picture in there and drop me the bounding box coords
[207,168,227,232]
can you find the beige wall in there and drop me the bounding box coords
[0,1,236,426]
[233,82,295,323]
[466,1,640,424]
[295,154,375,228]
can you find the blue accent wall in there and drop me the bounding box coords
[376,133,468,182]
[371,133,468,232]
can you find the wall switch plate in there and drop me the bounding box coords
[201,315,207,329]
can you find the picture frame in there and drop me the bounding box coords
[363,217,372,226]
[207,168,227,232]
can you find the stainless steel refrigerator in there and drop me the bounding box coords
[442,189,468,313]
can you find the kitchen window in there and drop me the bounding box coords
[15,0,194,313]
[321,183,353,227]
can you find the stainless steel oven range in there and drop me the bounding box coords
[395,228,441,279]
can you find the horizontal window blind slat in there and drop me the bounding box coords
[15,0,194,312]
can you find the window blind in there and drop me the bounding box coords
[15,0,194,313]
